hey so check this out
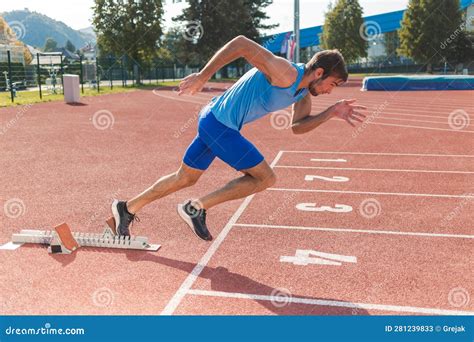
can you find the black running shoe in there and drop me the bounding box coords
[177,200,212,241]
[111,199,139,236]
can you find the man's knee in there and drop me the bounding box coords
[176,166,201,187]
[258,171,276,189]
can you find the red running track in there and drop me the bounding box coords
[0,82,472,315]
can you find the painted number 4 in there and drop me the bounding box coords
[280,249,357,266]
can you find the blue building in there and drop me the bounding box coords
[263,0,474,64]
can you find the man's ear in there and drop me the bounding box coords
[314,67,324,80]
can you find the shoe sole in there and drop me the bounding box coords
[177,203,211,241]
[111,199,120,235]
[111,199,131,236]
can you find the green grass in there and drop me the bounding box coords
[0,81,181,107]
[138,81,181,88]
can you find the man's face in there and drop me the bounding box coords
[308,74,345,96]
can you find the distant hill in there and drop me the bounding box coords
[1,9,96,50]
[78,26,96,43]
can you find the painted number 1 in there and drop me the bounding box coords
[296,203,353,213]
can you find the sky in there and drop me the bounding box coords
[0,0,409,32]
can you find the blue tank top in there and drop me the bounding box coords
[208,63,308,131]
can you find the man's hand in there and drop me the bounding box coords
[178,72,207,95]
[330,99,367,127]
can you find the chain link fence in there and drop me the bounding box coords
[0,50,200,104]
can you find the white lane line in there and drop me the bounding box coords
[153,91,208,105]
[365,121,474,133]
[371,111,473,120]
[312,106,474,120]
[275,165,474,174]
[378,112,471,120]
[0,242,22,250]
[311,103,474,114]
[311,100,474,111]
[161,151,285,315]
[376,116,467,125]
[233,223,474,239]
[310,158,347,162]
[281,151,474,157]
[268,187,474,199]
[187,289,474,315]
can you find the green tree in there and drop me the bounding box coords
[172,0,276,76]
[321,0,367,63]
[383,30,399,60]
[92,0,164,84]
[65,40,76,53]
[398,0,464,72]
[446,31,474,71]
[0,16,33,64]
[43,37,58,52]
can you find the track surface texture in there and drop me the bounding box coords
[1,80,473,315]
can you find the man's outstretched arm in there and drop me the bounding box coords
[179,35,297,95]
[291,95,367,134]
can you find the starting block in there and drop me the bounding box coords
[11,220,160,254]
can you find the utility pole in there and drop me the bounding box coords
[294,0,300,63]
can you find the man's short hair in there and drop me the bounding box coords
[306,49,348,82]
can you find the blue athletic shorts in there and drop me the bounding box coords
[183,109,264,171]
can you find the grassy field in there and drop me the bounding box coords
[0,82,180,108]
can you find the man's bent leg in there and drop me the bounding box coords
[197,160,276,210]
[127,162,204,214]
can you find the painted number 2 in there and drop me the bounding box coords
[304,175,350,182]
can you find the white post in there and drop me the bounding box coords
[294,0,300,63]
[63,74,80,103]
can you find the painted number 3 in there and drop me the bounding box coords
[296,203,353,213]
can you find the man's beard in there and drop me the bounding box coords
[308,79,321,96]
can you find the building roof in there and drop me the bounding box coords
[263,0,474,53]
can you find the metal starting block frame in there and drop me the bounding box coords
[11,222,160,254]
